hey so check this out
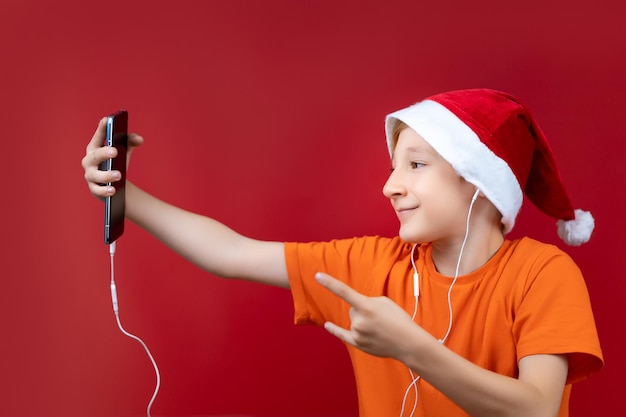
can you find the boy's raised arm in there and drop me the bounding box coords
[82,119,290,289]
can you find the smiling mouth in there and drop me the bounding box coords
[396,207,417,218]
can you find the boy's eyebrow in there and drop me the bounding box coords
[400,146,435,157]
[390,146,434,165]
[406,146,429,153]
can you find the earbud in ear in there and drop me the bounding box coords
[471,188,480,202]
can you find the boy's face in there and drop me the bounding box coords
[383,127,477,244]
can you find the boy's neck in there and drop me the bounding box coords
[430,223,505,278]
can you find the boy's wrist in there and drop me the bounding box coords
[397,325,438,371]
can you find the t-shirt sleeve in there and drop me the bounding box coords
[284,236,408,328]
[513,245,604,384]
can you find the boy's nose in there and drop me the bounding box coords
[382,170,406,199]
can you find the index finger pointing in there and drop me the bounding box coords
[315,272,367,308]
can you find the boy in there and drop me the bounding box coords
[82,89,603,416]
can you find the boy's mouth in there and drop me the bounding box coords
[396,206,417,220]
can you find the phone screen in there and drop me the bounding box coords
[102,110,128,244]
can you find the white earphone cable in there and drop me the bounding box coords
[400,190,479,416]
[109,241,161,417]
[399,244,421,417]
[439,189,479,344]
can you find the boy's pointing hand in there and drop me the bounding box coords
[315,272,421,360]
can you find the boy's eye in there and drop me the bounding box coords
[410,161,425,169]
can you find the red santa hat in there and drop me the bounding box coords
[385,88,594,246]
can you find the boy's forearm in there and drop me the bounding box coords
[124,182,289,287]
[400,334,566,417]
[125,181,242,275]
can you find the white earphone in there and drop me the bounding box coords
[401,187,481,416]
[472,187,480,202]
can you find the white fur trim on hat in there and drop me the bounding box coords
[385,100,523,233]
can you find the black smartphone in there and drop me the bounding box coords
[100,110,128,244]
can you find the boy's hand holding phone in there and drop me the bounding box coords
[100,110,128,244]
[81,111,144,243]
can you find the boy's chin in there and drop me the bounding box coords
[399,228,428,244]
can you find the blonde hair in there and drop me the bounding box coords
[390,120,409,152]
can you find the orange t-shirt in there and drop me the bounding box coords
[285,236,603,417]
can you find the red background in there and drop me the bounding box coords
[1,1,624,416]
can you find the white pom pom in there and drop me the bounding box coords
[557,209,594,246]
